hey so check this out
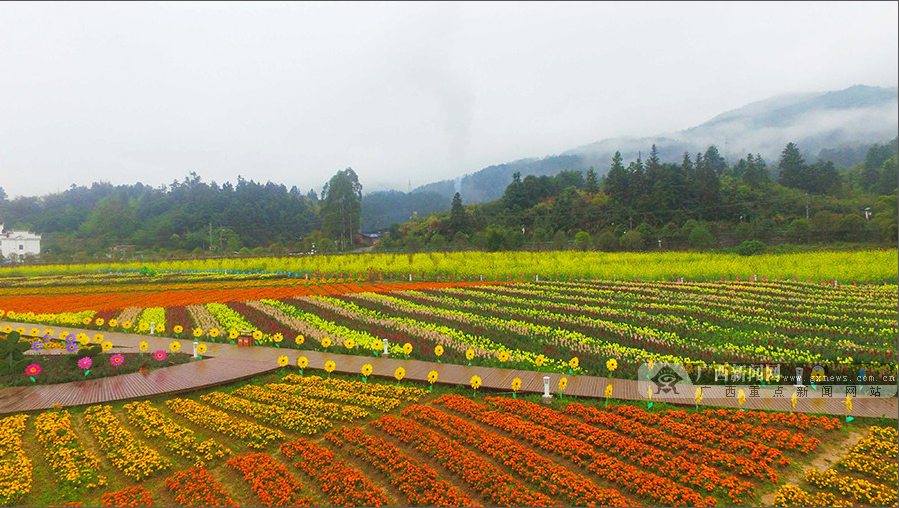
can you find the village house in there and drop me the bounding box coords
[0,224,41,262]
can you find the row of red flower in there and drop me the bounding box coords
[434,395,715,507]
[324,426,476,507]
[280,438,388,507]
[400,403,634,507]
[371,414,557,507]
[563,402,780,481]
[226,452,315,507]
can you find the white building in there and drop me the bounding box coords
[0,224,41,262]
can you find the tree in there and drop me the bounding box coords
[584,167,599,194]
[704,145,727,176]
[742,153,769,187]
[688,224,714,250]
[777,143,806,190]
[321,168,362,250]
[595,230,618,251]
[448,192,469,236]
[573,231,592,251]
[619,230,645,251]
[605,151,628,201]
[552,230,568,250]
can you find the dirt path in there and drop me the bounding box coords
[757,428,867,507]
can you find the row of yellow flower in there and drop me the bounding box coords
[82,405,171,481]
[33,410,107,490]
[123,401,231,467]
[447,286,827,366]
[165,398,283,449]
[0,415,31,507]
[263,298,396,353]
[200,392,332,435]
[281,374,428,402]
[231,385,370,421]
[318,294,568,370]
[270,379,400,413]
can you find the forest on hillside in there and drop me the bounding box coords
[382,139,898,254]
[0,138,895,263]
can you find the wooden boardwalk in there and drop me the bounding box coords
[1,319,896,418]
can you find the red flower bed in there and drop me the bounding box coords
[164,467,237,507]
[371,414,558,507]
[434,395,715,507]
[557,401,778,482]
[101,485,152,507]
[226,301,297,341]
[400,404,634,507]
[165,306,195,334]
[280,438,388,507]
[325,426,476,507]
[226,452,313,507]
[286,297,448,360]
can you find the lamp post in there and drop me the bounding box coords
[542,375,551,401]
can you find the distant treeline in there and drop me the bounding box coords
[0,138,895,263]
[382,139,898,254]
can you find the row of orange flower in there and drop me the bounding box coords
[280,438,388,507]
[400,403,634,507]
[226,452,315,507]
[435,394,716,507]
[165,398,284,449]
[99,486,152,507]
[657,408,821,453]
[562,402,779,483]
[324,426,477,507]
[700,408,841,431]
[592,404,788,466]
[371,414,557,507]
[0,281,504,314]
[164,467,237,507]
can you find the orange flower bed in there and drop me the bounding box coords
[226,452,314,507]
[0,281,509,314]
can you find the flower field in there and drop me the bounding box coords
[3,278,896,383]
[0,370,892,507]
[0,255,896,506]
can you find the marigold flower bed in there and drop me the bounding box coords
[232,385,369,421]
[280,438,389,507]
[200,392,332,435]
[100,485,152,507]
[123,401,231,466]
[82,405,171,481]
[226,452,314,507]
[371,414,558,507]
[165,466,237,507]
[325,426,477,507]
[165,398,284,449]
[33,410,107,490]
[0,415,32,507]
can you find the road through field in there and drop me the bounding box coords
[1,320,896,419]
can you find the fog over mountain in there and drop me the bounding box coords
[408,85,898,205]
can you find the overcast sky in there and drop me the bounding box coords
[1,1,896,199]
